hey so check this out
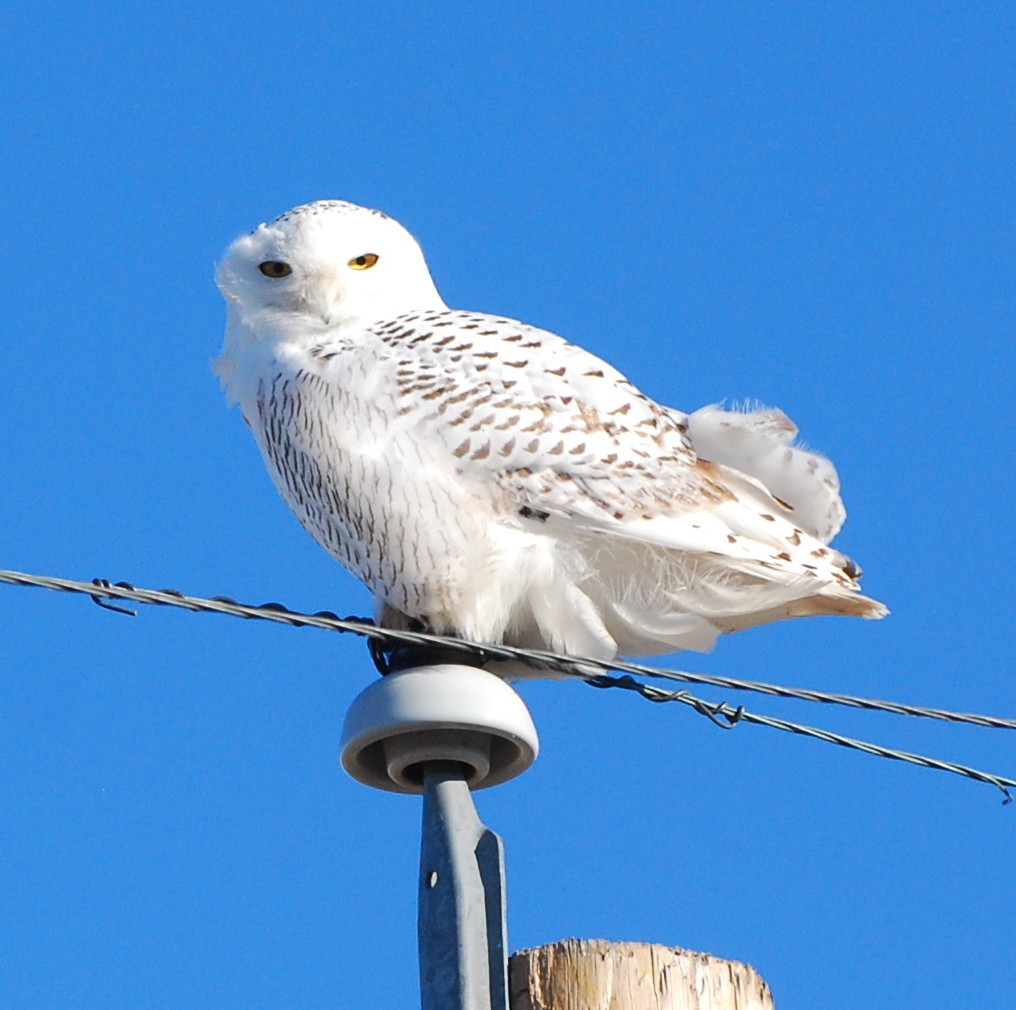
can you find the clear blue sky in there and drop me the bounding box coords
[2,6,1013,1008]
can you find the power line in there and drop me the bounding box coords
[590,657,1016,730]
[1,566,1012,800]
[3,567,1012,729]
[586,675,1014,801]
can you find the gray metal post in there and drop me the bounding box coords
[340,665,536,1008]
[419,761,508,1010]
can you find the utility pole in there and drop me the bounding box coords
[509,939,774,1010]
[341,662,774,1010]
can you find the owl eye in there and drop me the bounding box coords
[348,253,379,270]
[259,260,292,278]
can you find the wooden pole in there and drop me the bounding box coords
[509,939,775,1010]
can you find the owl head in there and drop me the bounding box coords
[216,200,445,335]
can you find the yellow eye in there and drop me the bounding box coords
[258,261,292,278]
[348,253,379,270]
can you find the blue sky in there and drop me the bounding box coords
[2,5,1013,1008]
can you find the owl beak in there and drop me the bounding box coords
[304,272,347,325]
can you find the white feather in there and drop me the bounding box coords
[216,200,886,671]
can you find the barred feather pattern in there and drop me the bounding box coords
[216,200,886,668]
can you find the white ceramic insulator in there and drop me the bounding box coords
[340,664,540,794]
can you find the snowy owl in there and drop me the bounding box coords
[215,200,886,664]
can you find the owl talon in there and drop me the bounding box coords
[369,638,490,676]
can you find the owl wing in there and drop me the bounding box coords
[363,310,855,577]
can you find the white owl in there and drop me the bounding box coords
[215,200,886,664]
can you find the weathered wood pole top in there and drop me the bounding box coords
[509,939,775,1010]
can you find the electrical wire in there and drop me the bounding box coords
[3,567,1011,728]
[1,566,1012,800]
[585,674,1014,801]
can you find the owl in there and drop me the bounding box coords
[215,200,885,665]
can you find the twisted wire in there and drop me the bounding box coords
[1,566,1013,800]
[3,567,1011,729]
[586,675,1014,802]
